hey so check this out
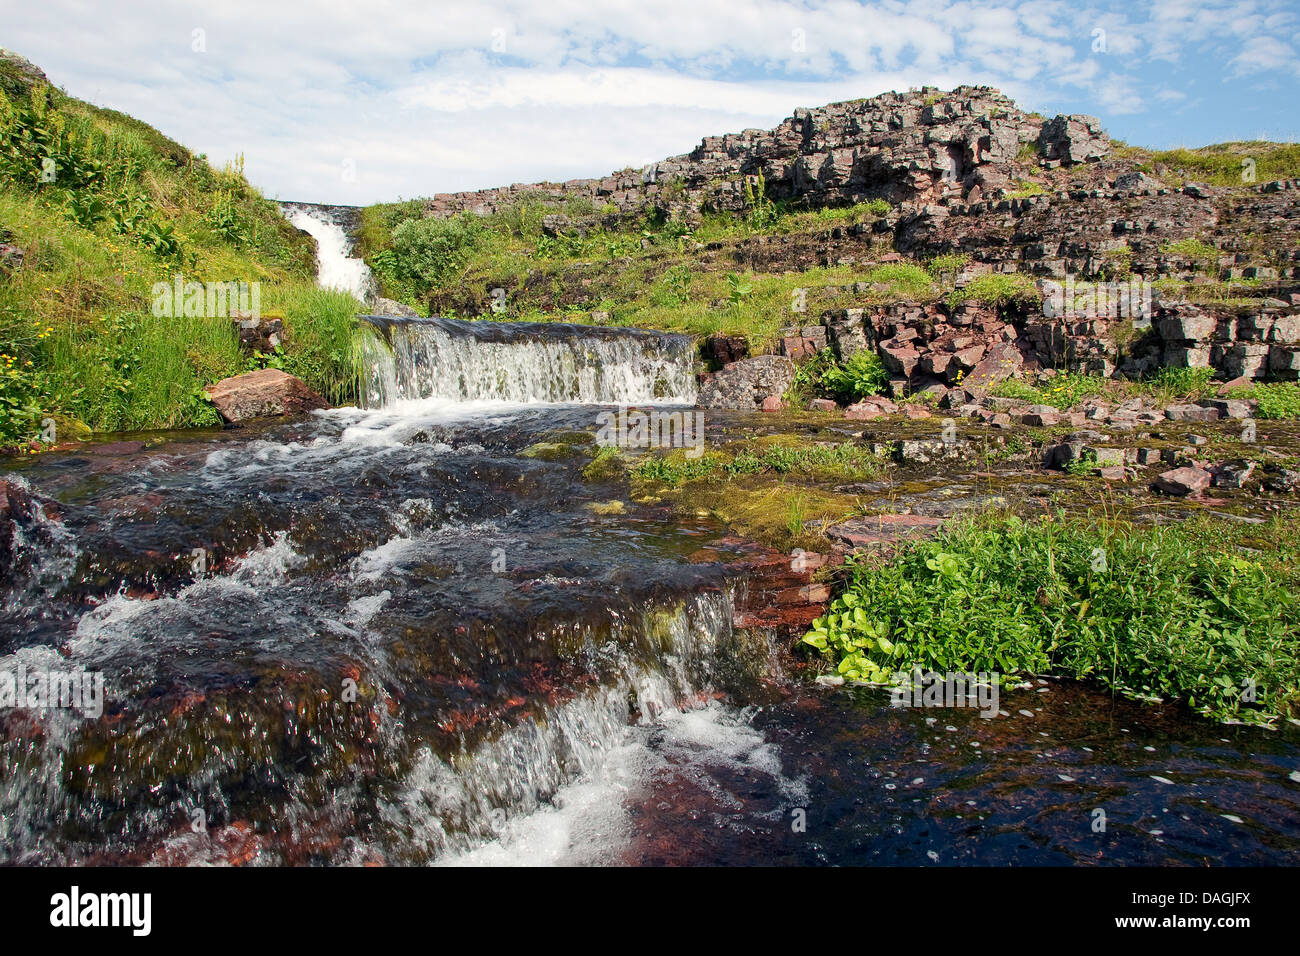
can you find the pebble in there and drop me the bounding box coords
[1222,814,1245,824]
[1019,709,1035,717]
[1151,775,1175,785]
[1058,774,1075,782]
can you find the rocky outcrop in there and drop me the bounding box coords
[420,87,1106,225]
[697,355,796,409]
[0,48,48,96]
[205,369,330,424]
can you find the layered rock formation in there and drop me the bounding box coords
[411,85,1297,389]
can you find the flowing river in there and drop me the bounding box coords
[0,209,1296,867]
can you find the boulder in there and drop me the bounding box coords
[1152,466,1212,496]
[1037,114,1109,165]
[371,296,420,318]
[703,334,748,366]
[205,369,330,424]
[1165,404,1222,423]
[963,342,1024,390]
[697,355,796,409]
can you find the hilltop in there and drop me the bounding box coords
[357,84,1300,403]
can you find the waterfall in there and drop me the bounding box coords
[360,316,698,407]
[281,202,374,301]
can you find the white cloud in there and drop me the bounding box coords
[2,0,1297,201]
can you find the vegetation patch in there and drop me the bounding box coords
[802,512,1300,723]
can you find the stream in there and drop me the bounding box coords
[0,208,1296,867]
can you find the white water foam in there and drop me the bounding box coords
[284,205,373,301]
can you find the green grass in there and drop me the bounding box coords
[1226,381,1300,419]
[1127,142,1300,187]
[1159,238,1220,263]
[0,70,372,445]
[632,440,884,486]
[802,512,1300,723]
[947,272,1038,309]
[990,372,1107,409]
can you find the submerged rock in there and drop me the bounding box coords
[205,369,330,424]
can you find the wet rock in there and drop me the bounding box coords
[697,355,796,409]
[205,369,330,424]
[371,296,420,318]
[1152,466,1212,496]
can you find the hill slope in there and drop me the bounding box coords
[0,49,366,447]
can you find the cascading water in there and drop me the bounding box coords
[3,236,1298,866]
[360,315,698,407]
[281,202,374,301]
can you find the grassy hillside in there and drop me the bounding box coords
[0,56,367,448]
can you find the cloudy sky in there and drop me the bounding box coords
[3,0,1298,205]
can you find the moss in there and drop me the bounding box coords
[520,441,582,461]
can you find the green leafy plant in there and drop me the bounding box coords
[821,350,888,401]
[802,512,1300,723]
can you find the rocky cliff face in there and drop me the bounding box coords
[423,86,1108,223]
[414,86,1299,388]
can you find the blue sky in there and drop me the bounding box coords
[2,0,1298,204]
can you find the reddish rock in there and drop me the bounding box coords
[704,334,748,366]
[760,395,786,412]
[845,402,884,421]
[205,369,329,424]
[1152,466,1212,496]
[1164,404,1221,423]
[780,336,820,360]
[902,404,932,420]
[963,342,1024,390]
[807,398,839,412]
[879,343,921,377]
